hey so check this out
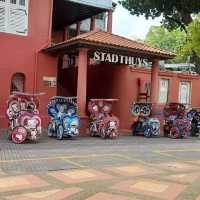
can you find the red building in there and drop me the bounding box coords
[0,0,200,135]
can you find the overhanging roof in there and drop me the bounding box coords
[53,0,111,30]
[44,31,176,60]
[67,0,113,10]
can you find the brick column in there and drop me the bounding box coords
[107,9,113,33]
[63,26,69,41]
[76,21,81,35]
[150,59,160,114]
[90,16,96,31]
[77,48,89,135]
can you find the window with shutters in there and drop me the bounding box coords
[10,73,25,93]
[0,0,29,36]
[158,79,169,103]
[179,81,191,105]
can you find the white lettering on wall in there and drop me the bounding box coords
[93,51,151,67]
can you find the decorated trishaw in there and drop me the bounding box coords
[187,108,200,137]
[6,92,44,144]
[47,96,80,140]
[163,103,191,139]
[88,99,119,139]
[131,102,160,137]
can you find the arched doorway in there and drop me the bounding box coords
[10,73,25,93]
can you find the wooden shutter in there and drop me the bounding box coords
[8,7,28,35]
[0,2,6,32]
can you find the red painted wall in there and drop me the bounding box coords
[1,0,200,135]
[56,63,200,134]
[0,0,57,128]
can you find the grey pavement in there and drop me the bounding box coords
[1,129,200,174]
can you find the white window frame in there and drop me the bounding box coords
[179,81,191,106]
[0,0,29,36]
[158,78,169,104]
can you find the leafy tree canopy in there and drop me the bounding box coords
[145,15,200,71]
[119,0,200,31]
[145,26,186,63]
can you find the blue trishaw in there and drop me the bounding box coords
[47,96,80,140]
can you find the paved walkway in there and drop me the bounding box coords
[1,130,200,200]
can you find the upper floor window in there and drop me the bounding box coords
[10,0,16,4]
[0,0,29,36]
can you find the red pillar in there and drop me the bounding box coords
[90,16,96,31]
[107,9,113,33]
[77,48,88,135]
[76,21,81,35]
[63,26,69,41]
[150,59,160,114]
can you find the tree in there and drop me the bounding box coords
[145,16,200,72]
[145,26,187,63]
[181,15,200,73]
[119,0,200,32]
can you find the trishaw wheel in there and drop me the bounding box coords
[100,129,106,139]
[144,129,152,138]
[110,131,118,139]
[170,127,180,139]
[11,127,27,144]
[56,125,63,140]
[47,123,54,137]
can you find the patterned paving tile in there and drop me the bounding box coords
[161,172,200,184]
[112,179,187,200]
[106,164,163,177]
[155,162,200,172]
[5,187,82,200]
[0,169,5,176]
[49,169,113,184]
[196,194,200,200]
[0,175,49,193]
[188,160,200,165]
[86,192,137,200]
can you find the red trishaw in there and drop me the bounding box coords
[163,103,191,138]
[6,92,44,144]
[88,99,119,139]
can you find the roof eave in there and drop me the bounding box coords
[43,40,176,60]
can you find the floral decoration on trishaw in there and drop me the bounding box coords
[88,99,119,139]
[6,92,44,144]
[187,107,200,137]
[131,102,160,137]
[47,96,80,140]
[163,102,191,139]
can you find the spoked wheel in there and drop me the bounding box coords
[89,124,96,137]
[56,125,64,140]
[170,127,180,139]
[109,130,118,139]
[11,127,27,144]
[47,123,54,137]
[144,128,152,138]
[100,129,106,139]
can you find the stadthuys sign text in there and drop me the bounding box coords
[94,51,151,67]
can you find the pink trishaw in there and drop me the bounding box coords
[6,92,44,144]
[88,99,119,139]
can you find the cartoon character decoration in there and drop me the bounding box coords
[88,99,119,139]
[163,103,191,139]
[47,96,80,140]
[187,108,200,137]
[6,92,44,144]
[131,103,160,137]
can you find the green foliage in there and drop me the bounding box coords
[145,26,187,63]
[184,15,200,57]
[119,0,200,31]
[145,16,200,71]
